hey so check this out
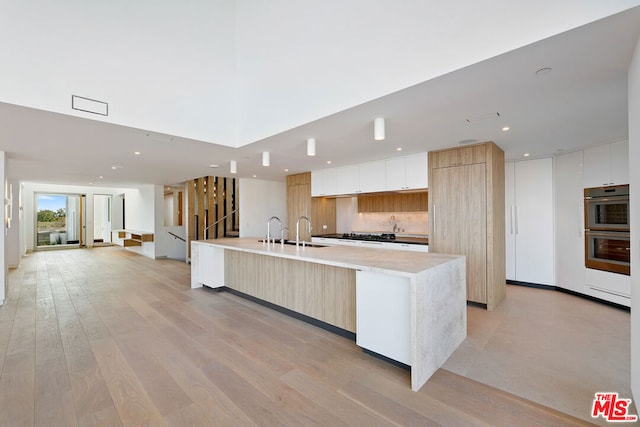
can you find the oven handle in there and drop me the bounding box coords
[585,196,629,203]
[585,230,630,239]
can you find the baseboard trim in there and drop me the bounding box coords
[362,348,411,371]
[507,281,630,312]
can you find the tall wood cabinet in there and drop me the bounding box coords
[428,142,505,310]
[286,172,336,241]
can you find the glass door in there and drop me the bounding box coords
[35,193,85,248]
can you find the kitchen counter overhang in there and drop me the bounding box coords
[191,237,466,391]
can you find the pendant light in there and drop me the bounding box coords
[307,138,316,156]
[374,117,385,141]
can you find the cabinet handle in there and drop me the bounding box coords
[432,205,436,238]
[509,205,514,235]
[578,200,583,237]
[514,206,519,235]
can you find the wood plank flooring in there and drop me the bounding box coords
[0,247,621,426]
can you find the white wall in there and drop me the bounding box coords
[239,178,286,238]
[629,31,640,405]
[122,185,163,259]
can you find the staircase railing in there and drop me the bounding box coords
[167,231,186,242]
[202,209,238,234]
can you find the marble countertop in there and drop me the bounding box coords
[193,237,461,277]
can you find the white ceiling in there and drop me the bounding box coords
[1,5,639,188]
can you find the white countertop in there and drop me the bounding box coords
[193,237,461,277]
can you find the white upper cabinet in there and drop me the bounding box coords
[334,165,359,195]
[312,154,426,196]
[583,140,629,188]
[385,153,428,191]
[311,169,336,196]
[358,160,386,193]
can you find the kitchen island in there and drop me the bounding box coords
[191,237,465,391]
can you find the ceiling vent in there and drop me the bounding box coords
[465,112,500,123]
[71,95,108,116]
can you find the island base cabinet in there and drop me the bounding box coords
[191,243,225,289]
[356,271,411,365]
[224,250,356,332]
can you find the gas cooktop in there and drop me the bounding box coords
[340,233,396,241]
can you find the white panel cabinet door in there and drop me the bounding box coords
[385,157,406,191]
[385,153,428,191]
[583,140,629,188]
[609,140,629,185]
[505,158,554,285]
[356,270,411,365]
[405,153,428,189]
[334,165,359,194]
[358,160,386,193]
[554,151,585,293]
[196,244,225,288]
[583,144,610,188]
[311,170,329,196]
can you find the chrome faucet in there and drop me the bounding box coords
[266,216,283,245]
[296,216,312,248]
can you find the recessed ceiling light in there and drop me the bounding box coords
[524,153,530,157]
[134,151,141,155]
[209,164,219,168]
[327,160,332,164]
[536,67,552,76]
[284,168,289,172]
[98,176,103,179]
[502,126,510,131]
[252,174,257,178]
[396,147,402,151]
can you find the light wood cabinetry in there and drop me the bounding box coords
[357,192,428,213]
[428,141,505,310]
[287,172,336,239]
[287,173,312,241]
[311,197,337,235]
[429,144,486,169]
[225,250,356,332]
[112,230,154,247]
[583,140,629,187]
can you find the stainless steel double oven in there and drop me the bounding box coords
[584,184,630,275]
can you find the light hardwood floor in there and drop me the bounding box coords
[0,247,631,426]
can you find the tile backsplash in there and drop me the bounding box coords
[352,211,429,236]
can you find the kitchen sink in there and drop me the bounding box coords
[259,239,327,248]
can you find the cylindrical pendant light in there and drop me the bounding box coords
[230,160,237,174]
[374,117,385,141]
[307,138,316,156]
[262,151,270,166]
